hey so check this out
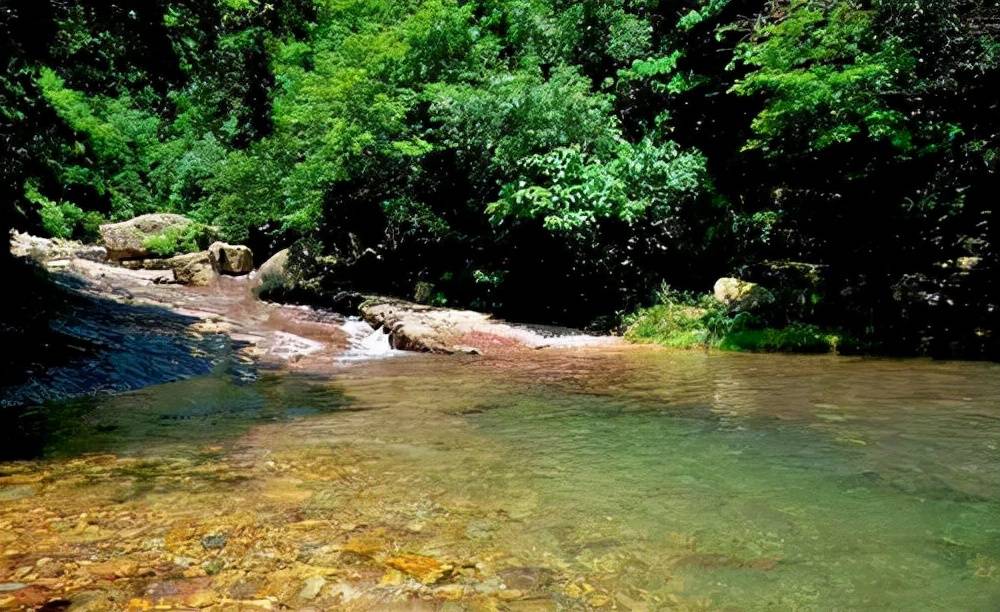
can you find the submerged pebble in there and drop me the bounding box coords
[200,533,228,550]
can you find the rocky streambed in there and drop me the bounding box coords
[4,228,613,407]
[6,231,999,612]
[4,236,345,407]
[0,230,631,611]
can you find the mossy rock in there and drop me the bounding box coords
[713,277,775,314]
[99,214,192,261]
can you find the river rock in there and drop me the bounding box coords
[85,558,138,578]
[65,590,114,612]
[200,533,227,550]
[258,248,290,286]
[359,296,613,355]
[713,277,775,312]
[434,584,466,600]
[0,485,35,501]
[168,251,216,286]
[99,213,191,261]
[498,566,556,591]
[384,554,452,584]
[10,231,106,262]
[208,241,253,275]
[298,575,326,600]
[360,299,457,352]
[120,258,174,271]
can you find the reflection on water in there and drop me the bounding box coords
[1,347,999,609]
[0,373,349,461]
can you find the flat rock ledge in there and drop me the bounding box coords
[359,297,615,355]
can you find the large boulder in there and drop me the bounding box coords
[360,299,456,353]
[713,277,775,313]
[167,251,216,286]
[99,214,191,261]
[257,248,290,286]
[208,241,253,275]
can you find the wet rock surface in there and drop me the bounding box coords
[0,439,624,611]
[359,297,615,355]
[0,253,350,408]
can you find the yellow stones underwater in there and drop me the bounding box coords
[384,554,453,584]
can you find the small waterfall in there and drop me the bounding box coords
[338,317,399,362]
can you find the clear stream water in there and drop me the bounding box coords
[2,343,1000,609]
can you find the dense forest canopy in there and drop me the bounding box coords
[2,0,998,355]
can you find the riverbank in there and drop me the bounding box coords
[623,285,852,355]
[1,233,614,408]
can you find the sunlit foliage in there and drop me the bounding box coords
[2,0,997,352]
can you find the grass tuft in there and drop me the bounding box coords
[625,285,846,354]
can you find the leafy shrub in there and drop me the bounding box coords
[490,139,709,233]
[718,325,840,353]
[143,223,216,258]
[25,180,105,241]
[624,286,722,349]
[37,201,83,240]
[256,270,290,302]
[625,285,844,354]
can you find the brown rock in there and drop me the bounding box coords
[208,241,254,275]
[168,251,217,286]
[10,231,106,263]
[339,534,384,557]
[359,296,609,355]
[84,558,138,579]
[6,584,51,608]
[99,213,191,261]
[434,584,466,600]
[66,590,115,611]
[184,588,219,607]
[257,248,290,287]
[385,554,452,584]
[712,277,775,312]
[298,575,326,600]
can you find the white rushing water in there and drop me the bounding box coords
[338,317,400,362]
